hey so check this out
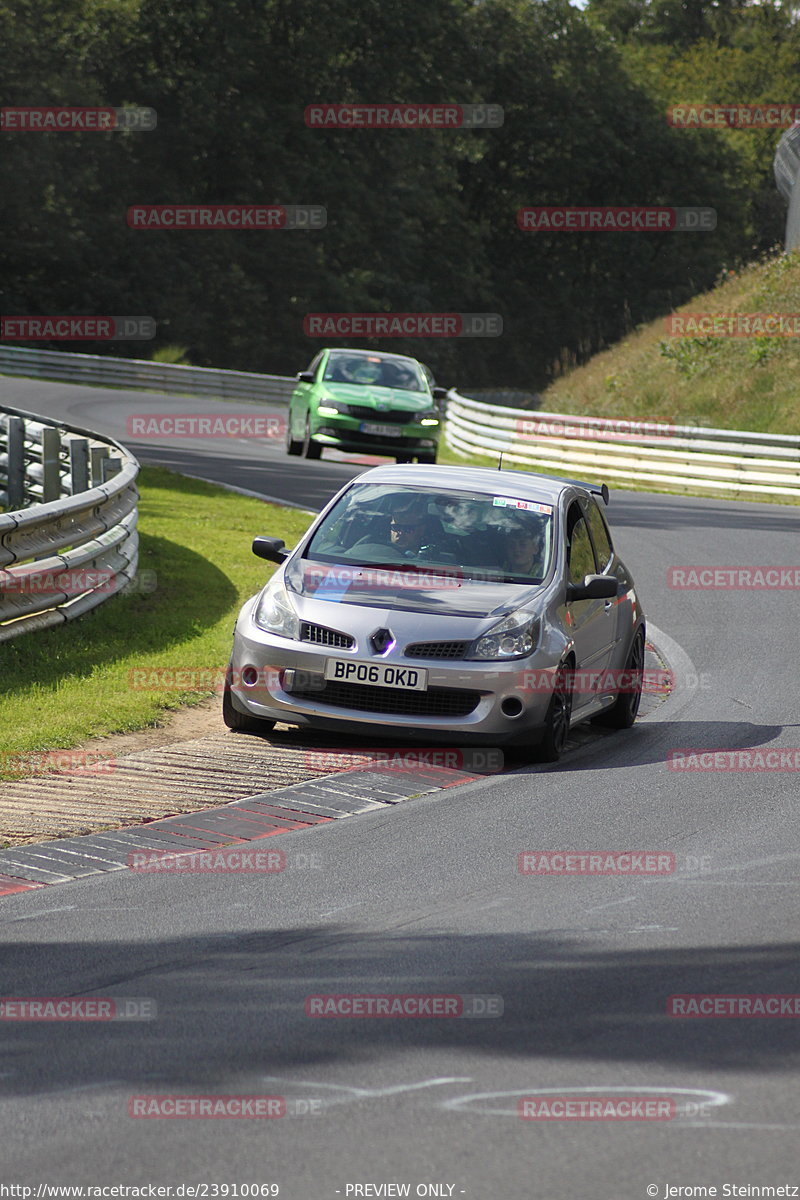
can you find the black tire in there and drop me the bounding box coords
[592,627,645,729]
[302,416,322,460]
[535,660,573,762]
[222,673,276,733]
[417,452,437,465]
[286,410,302,456]
[395,453,411,464]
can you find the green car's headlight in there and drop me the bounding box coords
[254,577,300,639]
[468,610,540,660]
[317,403,344,416]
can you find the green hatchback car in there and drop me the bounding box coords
[285,347,446,463]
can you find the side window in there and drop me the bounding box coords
[582,498,613,572]
[566,503,597,587]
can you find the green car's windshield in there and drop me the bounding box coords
[305,484,555,583]
[322,353,427,392]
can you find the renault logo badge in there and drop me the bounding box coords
[370,628,395,654]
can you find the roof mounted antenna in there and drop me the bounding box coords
[498,452,504,471]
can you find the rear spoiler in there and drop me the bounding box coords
[565,479,610,506]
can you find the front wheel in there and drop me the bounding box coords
[592,627,645,729]
[222,668,276,733]
[286,410,302,456]
[535,661,573,762]
[302,416,322,460]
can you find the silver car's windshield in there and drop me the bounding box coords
[305,484,555,583]
[322,353,426,392]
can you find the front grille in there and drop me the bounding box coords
[405,640,471,660]
[290,680,481,717]
[348,406,415,424]
[299,622,355,650]
[341,430,421,447]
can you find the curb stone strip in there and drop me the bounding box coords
[0,766,478,895]
[0,643,673,896]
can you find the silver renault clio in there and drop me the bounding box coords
[223,465,646,760]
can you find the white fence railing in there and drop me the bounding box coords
[446,393,800,498]
[4,346,799,499]
[0,404,139,641]
[0,345,294,405]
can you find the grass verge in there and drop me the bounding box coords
[0,467,314,775]
[437,251,800,505]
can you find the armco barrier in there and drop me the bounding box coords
[3,346,799,498]
[0,404,138,641]
[445,392,800,498]
[0,345,294,405]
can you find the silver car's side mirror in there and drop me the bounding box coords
[252,536,288,564]
[566,574,618,602]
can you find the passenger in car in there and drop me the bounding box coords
[501,513,547,577]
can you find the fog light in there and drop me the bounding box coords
[501,696,524,718]
[242,665,260,686]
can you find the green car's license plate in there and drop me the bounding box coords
[359,422,403,437]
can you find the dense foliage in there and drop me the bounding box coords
[2,0,798,389]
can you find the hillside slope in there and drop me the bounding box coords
[539,251,800,436]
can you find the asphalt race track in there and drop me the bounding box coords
[2,376,800,1197]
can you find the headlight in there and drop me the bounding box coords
[254,577,300,639]
[317,403,344,416]
[468,610,540,660]
[414,410,439,425]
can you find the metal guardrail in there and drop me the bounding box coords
[0,403,139,641]
[3,346,799,500]
[0,345,295,405]
[445,393,800,498]
[774,122,800,251]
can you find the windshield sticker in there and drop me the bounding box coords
[493,497,553,515]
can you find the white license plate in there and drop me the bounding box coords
[360,422,403,437]
[324,659,428,690]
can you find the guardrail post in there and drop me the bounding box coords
[40,427,61,502]
[101,456,122,482]
[90,446,109,486]
[7,416,26,509]
[69,437,90,494]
